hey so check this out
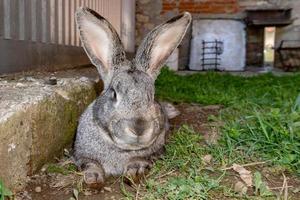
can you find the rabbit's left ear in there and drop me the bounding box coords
[76,7,126,86]
[134,12,191,79]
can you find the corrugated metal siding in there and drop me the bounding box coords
[0,0,130,74]
[0,0,122,46]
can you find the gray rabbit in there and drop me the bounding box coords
[74,7,191,188]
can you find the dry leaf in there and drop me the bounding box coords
[84,190,92,196]
[234,181,248,195]
[73,188,79,200]
[202,154,212,165]
[103,186,112,192]
[232,163,253,187]
[50,174,76,188]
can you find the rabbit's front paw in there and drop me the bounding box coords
[124,158,152,183]
[83,163,105,189]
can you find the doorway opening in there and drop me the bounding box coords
[264,27,276,68]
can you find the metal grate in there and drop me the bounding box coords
[276,40,300,71]
[201,40,223,70]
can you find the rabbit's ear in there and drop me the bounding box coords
[76,7,126,85]
[135,12,191,79]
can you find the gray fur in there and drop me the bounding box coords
[74,7,191,184]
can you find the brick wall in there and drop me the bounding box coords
[162,0,239,14]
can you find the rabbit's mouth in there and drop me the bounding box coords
[110,134,158,150]
[109,117,163,150]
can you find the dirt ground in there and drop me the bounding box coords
[16,103,300,200]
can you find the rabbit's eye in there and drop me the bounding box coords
[111,89,117,100]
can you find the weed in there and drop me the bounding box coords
[0,180,12,200]
[46,163,77,175]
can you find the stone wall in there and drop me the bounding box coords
[275,0,300,41]
[239,0,300,68]
[275,0,300,69]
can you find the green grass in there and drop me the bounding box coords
[139,126,225,200]
[155,69,300,107]
[155,68,300,174]
[132,68,300,199]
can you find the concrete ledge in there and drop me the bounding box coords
[0,68,101,191]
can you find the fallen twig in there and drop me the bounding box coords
[112,176,121,185]
[135,184,140,200]
[269,185,293,190]
[155,169,176,179]
[279,173,288,200]
[221,161,270,171]
[60,159,74,166]
[283,173,288,200]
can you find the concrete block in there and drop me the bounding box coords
[0,70,100,191]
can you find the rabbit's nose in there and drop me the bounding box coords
[132,118,148,136]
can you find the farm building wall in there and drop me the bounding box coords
[136,0,300,69]
[135,0,240,70]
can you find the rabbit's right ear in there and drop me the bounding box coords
[134,13,191,79]
[76,7,126,86]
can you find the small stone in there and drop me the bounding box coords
[20,76,36,82]
[16,83,26,87]
[41,165,47,172]
[27,77,36,82]
[202,154,213,165]
[234,181,247,195]
[45,77,57,85]
[84,190,92,196]
[79,76,89,82]
[35,186,42,193]
[103,187,112,192]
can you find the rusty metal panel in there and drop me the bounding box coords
[0,0,127,74]
[3,0,11,39]
[0,0,123,46]
[245,8,293,26]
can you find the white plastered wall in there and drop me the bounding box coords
[189,19,246,71]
